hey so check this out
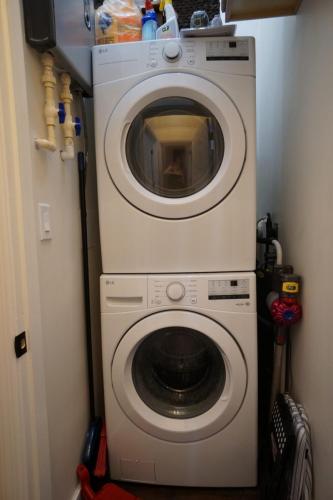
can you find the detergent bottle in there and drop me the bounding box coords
[156,0,179,39]
[95,0,142,45]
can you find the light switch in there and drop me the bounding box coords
[38,203,52,240]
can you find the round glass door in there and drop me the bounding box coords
[126,98,225,199]
[111,311,247,442]
[132,326,226,419]
[104,73,246,219]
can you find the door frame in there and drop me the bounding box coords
[0,0,52,498]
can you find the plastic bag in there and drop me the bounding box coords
[95,0,142,44]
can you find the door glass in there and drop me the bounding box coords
[126,97,224,198]
[132,327,226,419]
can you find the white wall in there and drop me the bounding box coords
[4,1,102,498]
[24,47,90,499]
[237,1,333,498]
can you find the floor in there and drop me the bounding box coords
[118,483,260,500]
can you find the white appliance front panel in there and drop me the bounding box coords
[94,38,256,273]
[100,295,257,486]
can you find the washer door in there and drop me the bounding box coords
[112,311,247,442]
[104,73,246,219]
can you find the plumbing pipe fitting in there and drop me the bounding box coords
[35,53,58,152]
[59,73,82,161]
[271,239,283,266]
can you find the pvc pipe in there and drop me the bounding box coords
[59,73,75,161]
[35,53,57,152]
[60,144,74,161]
[272,239,283,265]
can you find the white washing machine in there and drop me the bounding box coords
[101,272,257,487]
[93,37,256,273]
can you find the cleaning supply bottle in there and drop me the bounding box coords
[141,0,157,40]
[156,0,179,39]
[95,0,142,45]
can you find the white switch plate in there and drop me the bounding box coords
[38,203,52,240]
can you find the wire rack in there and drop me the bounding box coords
[173,0,220,28]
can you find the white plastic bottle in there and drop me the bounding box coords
[156,0,179,39]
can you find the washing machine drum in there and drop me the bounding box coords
[112,311,247,442]
[104,73,246,219]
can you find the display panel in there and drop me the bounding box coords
[208,278,250,300]
[206,39,249,61]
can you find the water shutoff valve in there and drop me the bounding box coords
[58,102,66,124]
[74,117,82,137]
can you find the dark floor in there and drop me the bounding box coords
[117,482,260,500]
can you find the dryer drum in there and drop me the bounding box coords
[132,327,226,419]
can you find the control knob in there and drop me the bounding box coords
[163,41,181,62]
[166,281,185,301]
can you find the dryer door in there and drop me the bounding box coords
[104,73,246,219]
[112,310,247,442]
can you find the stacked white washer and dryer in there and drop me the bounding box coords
[93,36,257,487]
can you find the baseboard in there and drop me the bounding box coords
[70,485,81,500]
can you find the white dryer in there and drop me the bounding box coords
[93,37,256,273]
[101,273,257,487]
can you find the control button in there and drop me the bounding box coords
[155,299,162,305]
[150,59,157,67]
[187,58,195,65]
[166,281,185,301]
[163,41,181,62]
[190,297,197,304]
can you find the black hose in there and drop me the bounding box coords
[78,150,95,420]
[285,328,292,393]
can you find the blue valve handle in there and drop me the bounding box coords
[58,102,66,124]
[74,117,82,137]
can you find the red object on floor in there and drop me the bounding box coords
[77,464,141,500]
[94,423,107,478]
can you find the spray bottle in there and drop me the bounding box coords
[142,0,158,40]
[156,0,179,39]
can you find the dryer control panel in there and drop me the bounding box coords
[92,37,255,86]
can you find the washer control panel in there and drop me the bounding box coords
[147,273,255,311]
[100,273,256,313]
[149,277,199,307]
